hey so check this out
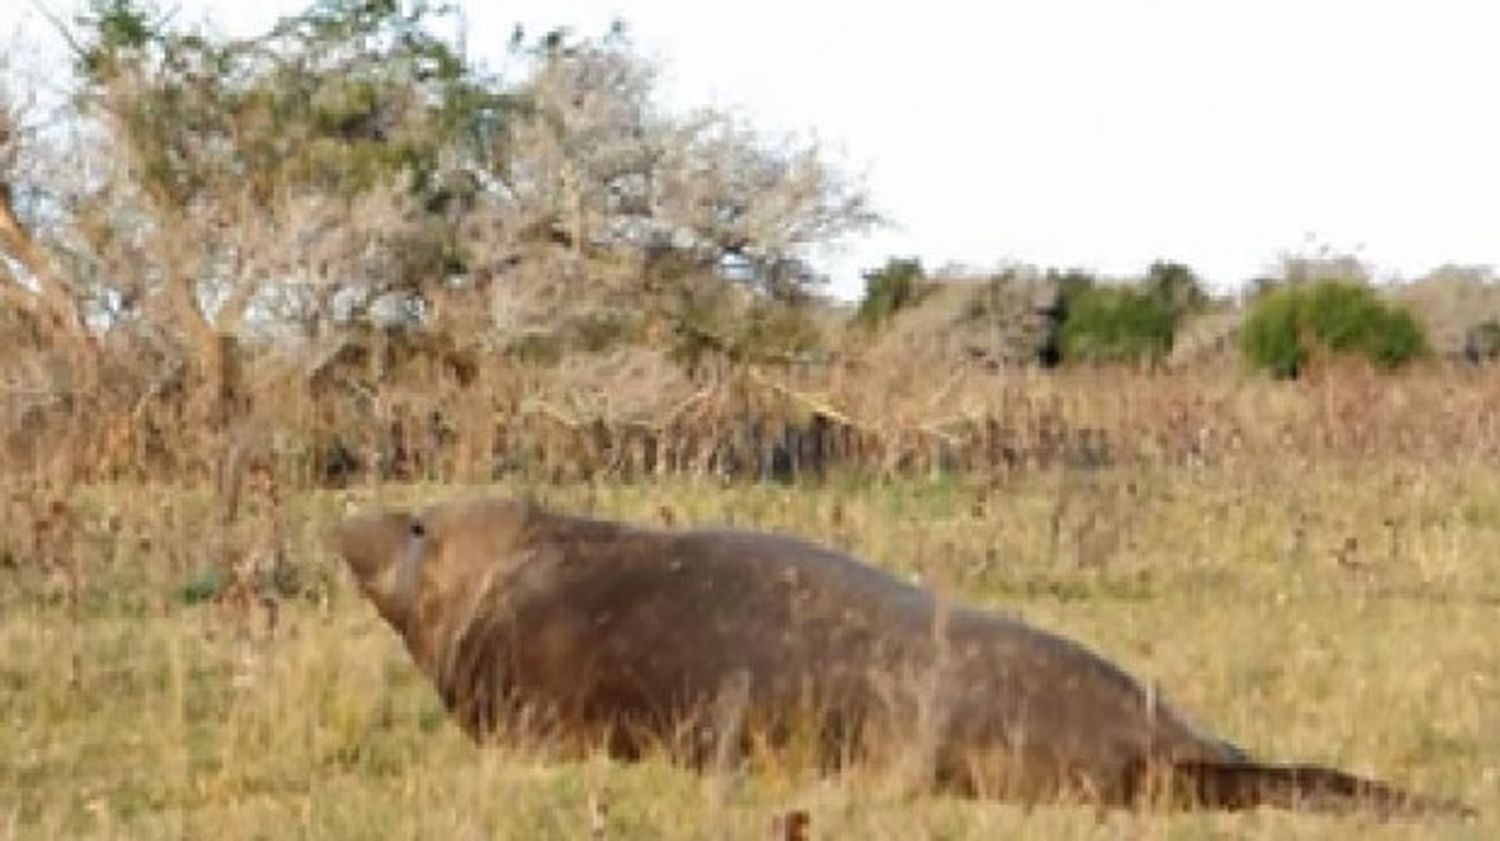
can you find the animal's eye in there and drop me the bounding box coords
[409,520,426,539]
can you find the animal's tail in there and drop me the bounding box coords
[1153,759,1476,820]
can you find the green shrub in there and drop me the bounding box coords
[1045,264,1204,367]
[1239,280,1429,378]
[856,257,927,326]
[1366,307,1428,368]
[1238,287,1304,378]
[1302,281,1389,353]
[1056,285,1176,365]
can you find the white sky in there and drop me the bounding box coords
[5,1,1498,299]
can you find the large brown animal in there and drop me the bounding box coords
[329,496,1472,818]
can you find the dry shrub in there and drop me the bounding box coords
[6,330,1500,505]
[1391,266,1500,358]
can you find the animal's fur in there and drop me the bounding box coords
[329,496,1473,819]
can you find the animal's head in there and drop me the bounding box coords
[327,497,534,639]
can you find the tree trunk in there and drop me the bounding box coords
[0,187,101,392]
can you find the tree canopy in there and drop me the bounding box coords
[1,0,877,385]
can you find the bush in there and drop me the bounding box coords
[1240,280,1429,378]
[1238,288,1305,378]
[1056,285,1176,365]
[1365,307,1428,368]
[1464,320,1500,364]
[856,258,927,326]
[1143,260,1208,314]
[1038,269,1098,367]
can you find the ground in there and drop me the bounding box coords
[1,462,1495,839]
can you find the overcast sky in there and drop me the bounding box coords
[6,1,1497,298]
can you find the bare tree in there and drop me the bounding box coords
[499,34,877,290]
[478,31,879,361]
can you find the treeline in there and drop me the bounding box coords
[856,255,1500,376]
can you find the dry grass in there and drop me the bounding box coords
[1,454,1496,839]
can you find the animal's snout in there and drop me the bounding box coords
[326,510,414,583]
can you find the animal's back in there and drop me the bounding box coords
[506,513,1234,797]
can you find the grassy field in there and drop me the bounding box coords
[2,460,1496,839]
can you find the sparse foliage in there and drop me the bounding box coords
[490,30,878,360]
[855,257,926,326]
[1143,260,1208,315]
[65,0,506,347]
